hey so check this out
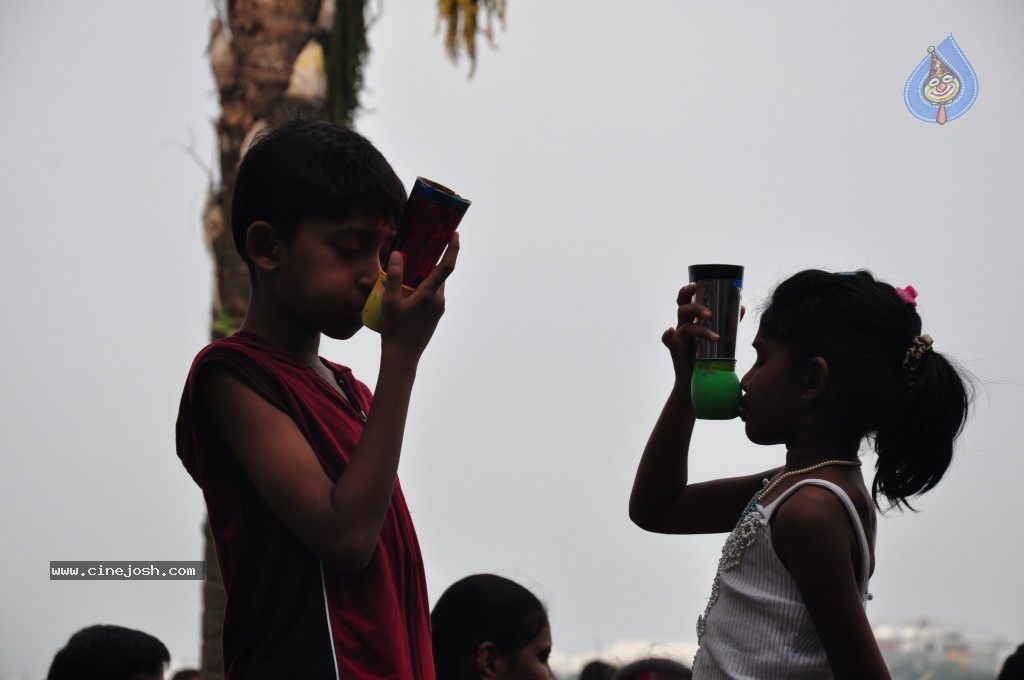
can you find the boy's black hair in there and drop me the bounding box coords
[431,573,548,680]
[47,624,170,680]
[759,269,972,511]
[231,117,407,265]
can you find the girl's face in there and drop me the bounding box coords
[503,623,555,680]
[739,331,805,445]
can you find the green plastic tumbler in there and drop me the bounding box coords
[692,359,741,420]
[689,264,744,420]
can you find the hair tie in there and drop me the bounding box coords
[903,334,933,370]
[896,285,919,306]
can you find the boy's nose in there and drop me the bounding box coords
[358,259,382,293]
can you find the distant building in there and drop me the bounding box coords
[874,619,1008,676]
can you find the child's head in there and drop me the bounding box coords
[230,117,407,269]
[757,269,971,510]
[615,657,693,680]
[431,573,552,680]
[47,624,170,680]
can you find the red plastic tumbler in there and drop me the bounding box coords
[361,177,471,332]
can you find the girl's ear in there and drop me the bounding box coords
[246,221,279,272]
[801,356,831,406]
[475,641,504,679]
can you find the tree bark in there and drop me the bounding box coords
[200,1,337,677]
[196,1,503,675]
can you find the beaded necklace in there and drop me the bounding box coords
[738,459,862,524]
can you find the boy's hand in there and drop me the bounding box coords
[662,283,718,382]
[378,232,460,358]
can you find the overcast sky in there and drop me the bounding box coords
[2,1,1023,677]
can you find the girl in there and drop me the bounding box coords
[630,270,971,679]
[431,574,556,680]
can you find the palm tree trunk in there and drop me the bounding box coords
[200,1,351,676]
[196,1,503,676]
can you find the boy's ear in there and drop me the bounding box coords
[801,356,831,406]
[475,641,504,679]
[246,221,280,272]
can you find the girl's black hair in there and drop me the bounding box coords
[230,116,407,265]
[759,270,972,510]
[431,573,548,680]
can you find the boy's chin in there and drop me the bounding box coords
[323,323,364,341]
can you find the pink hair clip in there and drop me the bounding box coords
[896,285,919,306]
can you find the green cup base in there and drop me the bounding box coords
[691,359,740,420]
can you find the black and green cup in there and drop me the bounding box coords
[689,264,744,420]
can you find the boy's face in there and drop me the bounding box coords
[273,214,393,340]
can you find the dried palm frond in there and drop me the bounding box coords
[437,0,506,76]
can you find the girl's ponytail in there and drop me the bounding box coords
[872,345,972,510]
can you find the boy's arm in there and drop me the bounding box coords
[772,487,891,680]
[197,237,458,573]
[629,283,773,535]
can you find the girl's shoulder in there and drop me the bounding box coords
[769,478,876,580]
[769,482,850,529]
[766,473,874,531]
[766,476,860,510]
[768,479,873,538]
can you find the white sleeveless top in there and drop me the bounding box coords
[692,479,874,679]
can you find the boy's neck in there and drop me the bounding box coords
[239,303,323,367]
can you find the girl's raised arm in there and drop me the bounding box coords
[629,284,775,535]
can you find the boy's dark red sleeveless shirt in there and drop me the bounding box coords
[176,332,434,680]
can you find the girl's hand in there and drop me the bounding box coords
[379,233,460,360]
[662,283,719,382]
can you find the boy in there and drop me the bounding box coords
[176,118,458,679]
